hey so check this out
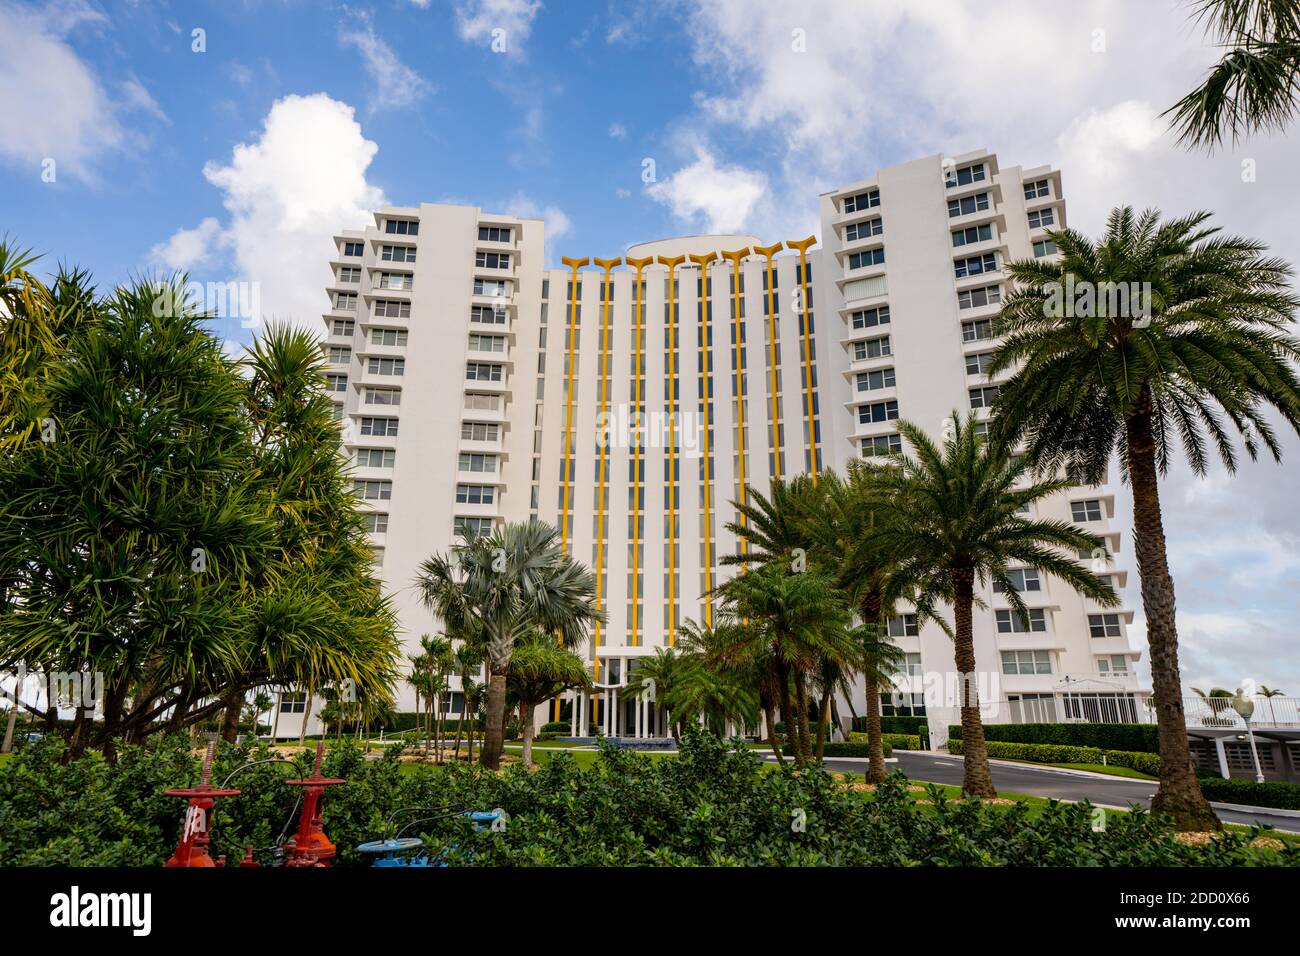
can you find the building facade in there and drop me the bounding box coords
[280,148,1146,744]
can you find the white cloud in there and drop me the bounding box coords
[455,0,542,53]
[339,13,432,112]
[608,121,627,140]
[0,1,126,181]
[646,147,768,233]
[502,191,571,265]
[154,94,386,332]
[149,217,224,271]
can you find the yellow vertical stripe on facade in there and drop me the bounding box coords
[592,257,621,666]
[752,243,784,481]
[688,251,717,626]
[785,235,819,481]
[625,256,653,647]
[656,254,684,646]
[720,247,751,562]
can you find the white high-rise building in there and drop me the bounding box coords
[286,148,1144,743]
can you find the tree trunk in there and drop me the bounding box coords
[452,694,465,761]
[1126,400,1220,831]
[269,694,281,743]
[298,686,315,746]
[220,687,243,744]
[863,669,887,784]
[480,670,508,770]
[520,701,536,767]
[774,658,800,767]
[814,688,831,762]
[793,672,814,765]
[2,676,20,753]
[952,565,995,798]
[763,701,784,765]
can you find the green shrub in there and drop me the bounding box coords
[949,740,1161,776]
[1,729,1293,867]
[849,732,922,750]
[819,742,892,758]
[1198,778,1300,810]
[540,721,571,734]
[852,716,927,736]
[948,722,1159,753]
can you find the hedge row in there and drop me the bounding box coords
[948,739,1161,776]
[852,716,928,736]
[816,741,892,758]
[1197,778,1300,811]
[948,722,1159,753]
[849,732,923,750]
[385,714,484,733]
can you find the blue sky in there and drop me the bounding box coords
[3,0,1299,694]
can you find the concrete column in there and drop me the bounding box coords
[569,692,578,736]
[1214,736,1231,779]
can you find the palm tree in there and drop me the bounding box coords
[414,521,602,769]
[1166,0,1300,149]
[666,619,760,736]
[874,414,1119,798]
[622,648,688,738]
[451,642,484,761]
[989,207,1300,828]
[507,631,592,766]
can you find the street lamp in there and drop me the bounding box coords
[1230,693,1266,784]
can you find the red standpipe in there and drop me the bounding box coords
[282,741,346,867]
[163,740,241,868]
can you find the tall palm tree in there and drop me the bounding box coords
[451,642,484,760]
[1166,0,1300,149]
[414,521,602,769]
[989,207,1300,828]
[622,648,688,738]
[667,619,760,736]
[507,631,591,766]
[875,414,1119,798]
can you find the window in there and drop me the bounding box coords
[850,305,890,330]
[1027,208,1055,230]
[856,367,896,391]
[337,266,361,283]
[888,614,919,637]
[353,479,392,500]
[464,393,499,410]
[331,403,345,421]
[848,248,885,270]
[844,218,883,242]
[367,357,405,376]
[1033,239,1059,257]
[372,299,410,319]
[473,278,508,297]
[478,225,512,242]
[475,251,511,270]
[861,433,902,458]
[1024,179,1050,200]
[962,318,994,342]
[842,189,880,213]
[380,244,416,263]
[357,447,395,468]
[330,318,355,337]
[958,285,1002,310]
[325,373,347,393]
[455,483,496,504]
[327,346,351,364]
[996,609,1046,633]
[279,692,307,713]
[342,242,364,257]
[853,335,892,361]
[994,568,1041,593]
[363,513,389,534]
[371,328,408,347]
[466,362,503,382]
[360,417,399,437]
[471,304,507,325]
[384,219,419,235]
[1097,654,1129,675]
[1001,650,1052,675]
[334,292,357,311]
[460,421,499,441]
[364,386,401,406]
[897,653,923,678]
[969,385,999,409]
[955,252,998,278]
[948,192,990,217]
[1088,613,1123,638]
[458,453,498,473]
[455,516,495,536]
[965,351,994,376]
[375,272,412,291]
[468,333,505,353]
[952,224,993,247]
[947,162,986,187]
[1071,499,1103,522]
[858,399,899,424]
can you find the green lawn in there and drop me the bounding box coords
[989,757,1158,781]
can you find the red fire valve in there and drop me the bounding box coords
[164,741,240,868]
[282,742,346,867]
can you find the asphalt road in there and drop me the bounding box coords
[814,750,1299,832]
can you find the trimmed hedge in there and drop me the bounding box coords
[948,722,1159,753]
[949,739,1160,776]
[849,732,922,751]
[540,721,571,734]
[386,713,484,733]
[817,741,892,758]
[852,716,928,736]
[1198,778,1300,811]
